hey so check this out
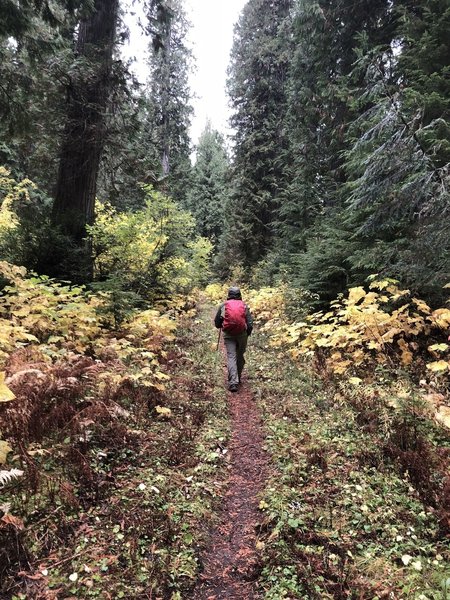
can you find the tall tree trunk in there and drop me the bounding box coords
[52,0,118,276]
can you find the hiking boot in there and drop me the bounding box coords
[229,384,238,393]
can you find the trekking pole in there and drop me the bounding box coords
[216,328,222,352]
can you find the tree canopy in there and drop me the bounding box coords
[0,0,448,303]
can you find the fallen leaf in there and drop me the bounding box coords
[423,393,446,407]
[428,343,449,352]
[0,373,15,403]
[426,360,449,373]
[0,441,12,464]
[1,513,24,530]
[155,405,172,417]
[435,406,450,429]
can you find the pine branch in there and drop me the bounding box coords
[374,63,444,177]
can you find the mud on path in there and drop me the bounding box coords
[192,362,269,600]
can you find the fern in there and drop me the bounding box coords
[0,469,24,486]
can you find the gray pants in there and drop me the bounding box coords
[224,332,248,386]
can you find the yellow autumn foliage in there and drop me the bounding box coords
[0,440,12,464]
[0,372,15,402]
[250,278,450,382]
[89,191,212,300]
[203,283,229,304]
[0,167,37,238]
[246,287,286,328]
[0,261,179,392]
[427,360,449,372]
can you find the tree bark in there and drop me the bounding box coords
[52,0,118,256]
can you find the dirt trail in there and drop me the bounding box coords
[192,357,269,600]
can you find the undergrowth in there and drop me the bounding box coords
[0,287,228,599]
[2,277,449,599]
[248,332,450,599]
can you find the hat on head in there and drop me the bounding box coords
[227,286,242,300]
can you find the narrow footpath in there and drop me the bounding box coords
[188,296,449,599]
[192,345,269,600]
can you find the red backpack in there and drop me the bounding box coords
[223,299,247,335]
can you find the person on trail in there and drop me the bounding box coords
[214,287,253,392]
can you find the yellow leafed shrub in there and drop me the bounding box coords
[89,188,212,301]
[0,261,104,361]
[0,167,36,237]
[252,278,450,379]
[246,286,286,328]
[0,261,179,393]
[204,283,229,304]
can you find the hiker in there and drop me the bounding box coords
[214,287,253,392]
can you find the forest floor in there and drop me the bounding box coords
[190,353,269,600]
[1,295,449,599]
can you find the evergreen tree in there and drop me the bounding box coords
[277,0,394,254]
[145,0,193,205]
[186,122,230,242]
[0,1,85,189]
[340,0,450,302]
[219,0,293,274]
[0,0,82,38]
[269,0,404,302]
[52,0,120,280]
[96,76,155,211]
[398,0,450,167]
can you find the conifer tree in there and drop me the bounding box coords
[145,0,193,205]
[398,0,450,167]
[186,122,230,242]
[277,0,394,255]
[219,0,293,274]
[340,0,450,301]
[274,0,399,301]
[52,0,119,244]
[0,0,87,188]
